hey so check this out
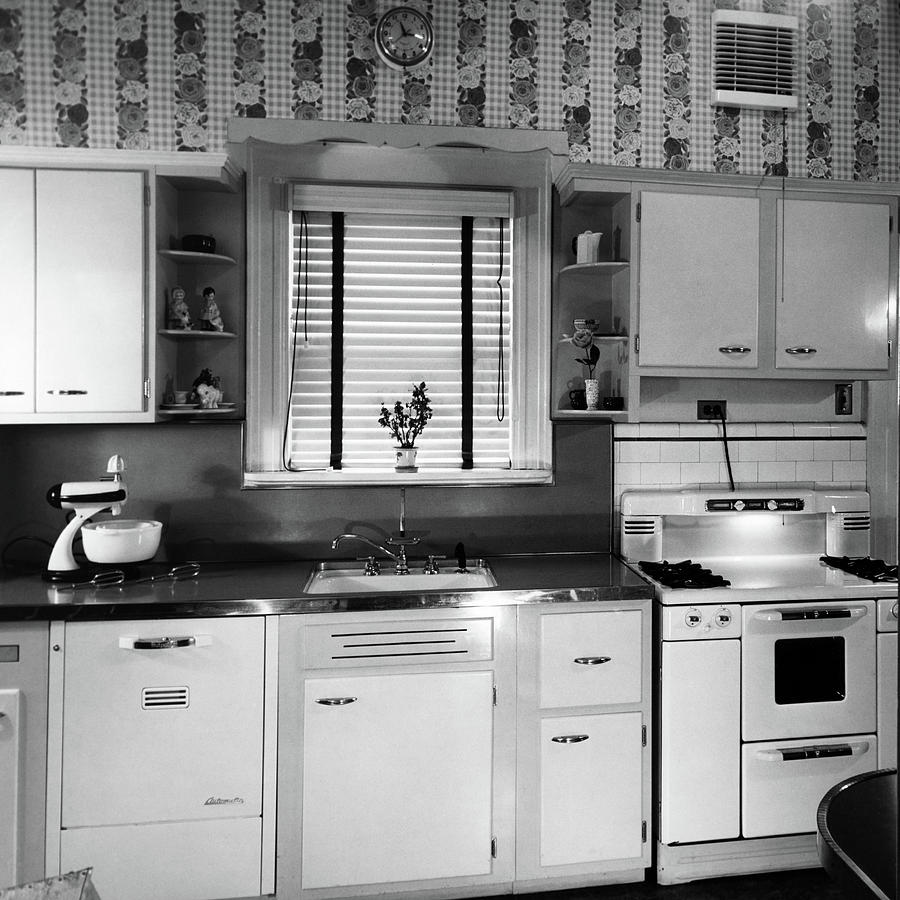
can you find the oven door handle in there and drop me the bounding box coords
[752,606,869,622]
[756,741,870,762]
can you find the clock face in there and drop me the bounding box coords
[375,6,434,70]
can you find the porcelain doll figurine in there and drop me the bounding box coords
[167,285,192,329]
[199,286,225,332]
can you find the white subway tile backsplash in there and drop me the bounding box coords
[796,460,834,482]
[850,441,867,461]
[832,460,867,483]
[776,440,814,461]
[794,424,835,437]
[641,462,683,484]
[619,442,661,463]
[726,424,757,437]
[660,441,699,463]
[813,440,851,461]
[680,462,721,484]
[736,440,777,462]
[758,460,797,482]
[759,424,795,437]
[638,424,680,438]
[615,462,642,485]
[722,462,758,483]
[699,442,724,463]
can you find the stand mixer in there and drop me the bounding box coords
[43,454,127,582]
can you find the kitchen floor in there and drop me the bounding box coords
[474,868,847,899]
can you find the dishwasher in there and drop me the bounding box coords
[45,616,277,900]
[0,623,49,889]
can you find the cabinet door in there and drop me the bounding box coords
[540,712,643,866]
[61,618,265,827]
[637,191,759,368]
[0,169,35,413]
[302,669,494,889]
[35,170,146,413]
[777,198,891,371]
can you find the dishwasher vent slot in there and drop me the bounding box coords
[141,686,190,710]
[304,618,494,668]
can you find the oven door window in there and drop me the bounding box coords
[774,636,846,704]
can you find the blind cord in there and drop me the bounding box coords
[282,211,309,471]
[496,217,506,422]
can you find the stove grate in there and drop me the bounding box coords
[820,555,898,583]
[638,559,731,589]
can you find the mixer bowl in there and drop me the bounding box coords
[82,519,163,564]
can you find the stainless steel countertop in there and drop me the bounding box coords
[0,553,651,621]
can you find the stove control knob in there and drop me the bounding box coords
[733,500,745,511]
[685,608,703,628]
[714,607,733,627]
[767,499,778,510]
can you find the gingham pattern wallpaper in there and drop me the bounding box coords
[1,0,898,181]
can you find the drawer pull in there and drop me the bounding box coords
[0,390,25,396]
[718,345,752,354]
[45,389,88,395]
[551,734,590,744]
[119,634,213,650]
[315,697,358,706]
[756,741,869,762]
[785,346,817,355]
[573,656,611,665]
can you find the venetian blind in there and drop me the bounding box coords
[287,187,512,472]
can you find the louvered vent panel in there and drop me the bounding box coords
[622,517,659,535]
[841,514,871,532]
[712,11,798,109]
[142,686,189,710]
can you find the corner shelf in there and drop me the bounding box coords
[560,261,630,277]
[158,249,236,266]
[158,329,237,339]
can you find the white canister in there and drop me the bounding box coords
[576,231,603,264]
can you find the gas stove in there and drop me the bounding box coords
[620,489,898,605]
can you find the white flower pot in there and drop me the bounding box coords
[394,447,418,471]
[585,379,600,410]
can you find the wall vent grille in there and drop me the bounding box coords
[840,514,871,532]
[711,10,798,109]
[622,517,659,536]
[142,686,189,709]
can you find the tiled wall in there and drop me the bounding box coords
[613,421,867,521]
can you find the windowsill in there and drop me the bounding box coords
[242,468,554,489]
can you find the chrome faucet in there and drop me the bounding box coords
[331,489,421,576]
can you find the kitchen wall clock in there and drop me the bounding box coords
[374,6,435,70]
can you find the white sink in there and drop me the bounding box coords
[303,564,497,595]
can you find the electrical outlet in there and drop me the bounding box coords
[835,383,853,415]
[697,400,727,420]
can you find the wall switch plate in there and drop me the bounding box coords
[835,383,853,415]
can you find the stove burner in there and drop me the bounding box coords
[639,559,731,590]
[820,555,899,583]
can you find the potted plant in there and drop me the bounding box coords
[568,323,601,410]
[378,381,433,470]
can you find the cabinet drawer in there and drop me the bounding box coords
[539,610,642,708]
[303,616,493,669]
[60,818,263,900]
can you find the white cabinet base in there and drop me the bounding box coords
[60,819,262,900]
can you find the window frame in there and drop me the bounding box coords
[236,122,564,488]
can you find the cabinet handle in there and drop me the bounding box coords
[573,656,611,665]
[756,741,869,762]
[718,345,752,354]
[0,390,25,396]
[315,697,358,706]
[119,635,212,650]
[785,346,817,355]
[551,734,590,744]
[45,389,88,395]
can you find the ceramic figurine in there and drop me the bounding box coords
[190,368,222,409]
[199,286,225,332]
[167,285,192,330]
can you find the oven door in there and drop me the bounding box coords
[742,600,876,741]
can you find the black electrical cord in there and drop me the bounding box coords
[720,409,735,491]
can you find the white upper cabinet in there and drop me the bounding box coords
[637,191,760,369]
[776,197,891,371]
[635,185,896,379]
[0,167,150,422]
[0,168,35,413]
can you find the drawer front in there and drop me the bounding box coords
[60,818,262,900]
[62,617,265,826]
[539,610,642,708]
[303,616,493,669]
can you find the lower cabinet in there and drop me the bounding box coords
[45,616,278,900]
[516,603,651,888]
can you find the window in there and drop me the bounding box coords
[286,187,511,472]
[240,124,559,487]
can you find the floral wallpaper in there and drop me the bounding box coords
[0,0,898,181]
